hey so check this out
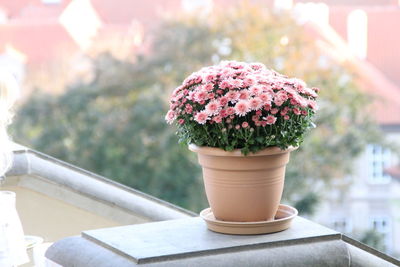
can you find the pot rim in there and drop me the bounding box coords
[189,144,298,157]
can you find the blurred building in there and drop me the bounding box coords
[293,0,400,257]
[0,0,180,94]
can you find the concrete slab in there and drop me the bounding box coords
[82,216,340,264]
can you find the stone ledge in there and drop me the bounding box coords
[45,216,400,266]
[6,144,194,221]
[82,216,339,264]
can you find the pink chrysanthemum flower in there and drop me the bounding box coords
[249,97,262,111]
[185,104,193,114]
[307,100,318,110]
[276,91,288,101]
[249,85,262,96]
[312,87,320,93]
[270,108,279,115]
[195,91,207,102]
[280,107,289,116]
[165,110,176,124]
[229,78,243,89]
[219,96,228,106]
[204,73,216,83]
[226,91,239,102]
[291,78,306,92]
[265,115,277,125]
[235,100,250,117]
[219,80,230,89]
[259,93,271,104]
[264,103,272,111]
[252,115,260,122]
[226,107,235,116]
[243,76,256,87]
[213,115,222,123]
[208,93,215,99]
[239,90,250,100]
[290,98,299,106]
[220,109,228,118]
[194,111,209,124]
[205,100,221,116]
[250,63,264,71]
[304,87,318,98]
[202,83,214,92]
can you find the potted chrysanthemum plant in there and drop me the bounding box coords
[166,61,319,228]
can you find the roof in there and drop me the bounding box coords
[329,5,400,88]
[0,22,77,64]
[295,0,398,5]
[0,0,175,64]
[304,21,400,125]
[0,0,35,17]
[0,0,78,64]
[0,0,71,19]
[90,0,181,25]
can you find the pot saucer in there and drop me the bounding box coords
[200,204,298,235]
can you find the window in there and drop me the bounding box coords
[366,145,392,184]
[370,216,392,252]
[371,217,390,233]
[332,218,352,233]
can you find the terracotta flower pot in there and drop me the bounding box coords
[189,144,297,222]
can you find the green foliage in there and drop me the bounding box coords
[12,55,205,211]
[359,229,386,252]
[177,110,314,155]
[12,3,382,213]
[294,192,319,216]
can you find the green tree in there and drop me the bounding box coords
[13,55,205,210]
[359,229,386,252]
[12,3,381,213]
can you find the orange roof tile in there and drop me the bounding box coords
[90,0,181,25]
[329,6,400,88]
[0,0,33,17]
[305,21,400,125]
[0,22,77,64]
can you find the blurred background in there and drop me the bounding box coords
[0,0,399,259]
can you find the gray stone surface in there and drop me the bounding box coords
[82,216,339,263]
[46,216,400,266]
[6,144,194,221]
[343,235,399,267]
[46,236,136,267]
